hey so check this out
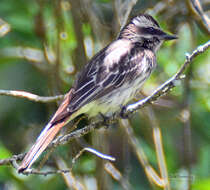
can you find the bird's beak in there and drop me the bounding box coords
[162,33,178,41]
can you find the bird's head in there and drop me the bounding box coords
[118,14,177,52]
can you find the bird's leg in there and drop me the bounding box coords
[99,112,109,124]
[120,105,129,119]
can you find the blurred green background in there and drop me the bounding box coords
[0,0,209,190]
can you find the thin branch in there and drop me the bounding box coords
[0,41,209,175]
[72,147,115,164]
[114,0,138,32]
[119,0,138,30]
[0,90,64,103]
[51,121,105,148]
[0,18,11,37]
[0,153,25,166]
[105,162,131,190]
[55,156,85,190]
[119,119,165,187]
[146,108,170,190]
[139,107,171,189]
[0,153,72,176]
[146,2,167,16]
[190,0,210,33]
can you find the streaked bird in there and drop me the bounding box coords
[18,13,177,172]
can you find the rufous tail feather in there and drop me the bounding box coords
[18,90,74,172]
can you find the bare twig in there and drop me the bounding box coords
[105,162,130,190]
[144,107,170,190]
[0,41,209,175]
[190,0,210,33]
[120,0,138,30]
[20,168,72,176]
[51,121,106,148]
[55,156,85,190]
[153,125,170,189]
[0,90,64,103]
[0,153,71,176]
[0,18,11,37]
[72,147,115,164]
[119,119,165,187]
[114,0,138,31]
[0,153,25,166]
[80,0,110,46]
[146,1,167,16]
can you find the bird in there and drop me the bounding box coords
[18,13,177,172]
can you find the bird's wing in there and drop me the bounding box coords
[66,44,147,114]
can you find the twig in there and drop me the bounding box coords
[72,147,115,164]
[120,0,138,30]
[20,168,71,176]
[0,153,25,166]
[0,18,11,37]
[114,0,138,32]
[0,90,64,103]
[119,119,165,187]
[190,0,210,33]
[0,41,209,175]
[55,156,85,190]
[51,121,106,148]
[105,162,130,190]
[146,2,167,16]
[149,109,170,190]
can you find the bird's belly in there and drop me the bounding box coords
[85,76,147,117]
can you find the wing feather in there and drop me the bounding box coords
[68,46,146,110]
[49,46,156,124]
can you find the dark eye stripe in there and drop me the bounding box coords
[139,27,166,36]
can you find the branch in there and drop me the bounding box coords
[114,0,138,31]
[0,153,25,166]
[0,90,64,103]
[0,18,11,37]
[0,41,209,175]
[190,0,210,34]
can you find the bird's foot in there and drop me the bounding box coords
[120,105,129,119]
[98,112,112,128]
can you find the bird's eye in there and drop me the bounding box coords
[149,27,154,31]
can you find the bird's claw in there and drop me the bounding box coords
[120,106,129,119]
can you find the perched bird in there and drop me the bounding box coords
[18,13,177,172]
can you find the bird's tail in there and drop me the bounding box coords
[18,90,74,172]
[18,122,65,172]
